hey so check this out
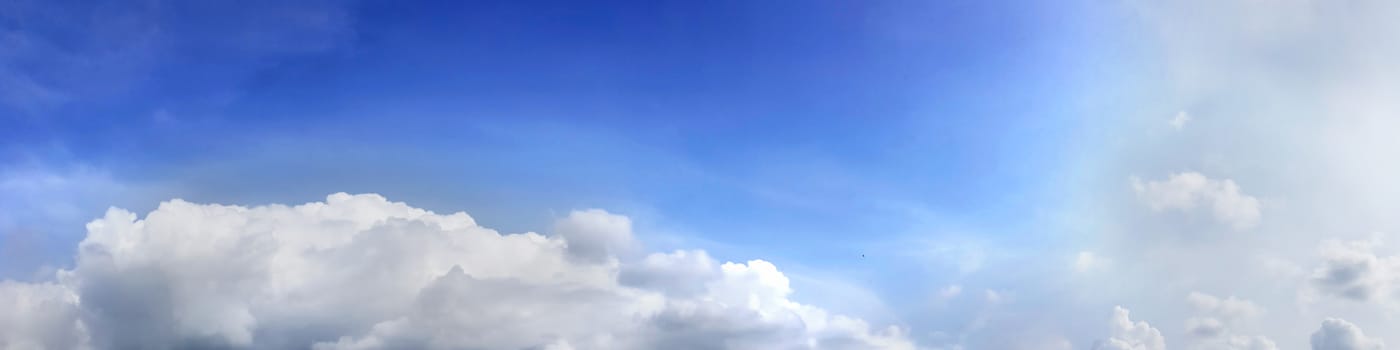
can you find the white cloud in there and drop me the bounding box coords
[1310,318,1383,350]
[1308,239,1400,305]
[0,193,915,349]
[1170,111,1192,130]
[618,249,717,298]
[555,209,636,263]
[1132,172,1262,230]
[0,281,86,349]
[1094,306,1166,350]
[1182,293,1276,350]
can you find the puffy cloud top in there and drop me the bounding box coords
[1310,318,1383,350]
[0,193,915,350]
[1095,306,1166,350]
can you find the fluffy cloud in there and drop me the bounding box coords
[1182,293,1275,350]
[618,249,718,298]
[0,193,915,349]
[1086,301,1272,350]
[1131,172,1261,230]
[1094,306,1166,350]
[555,209,636,263]
[1310,318,1383,350]
[1309,239,1400,304]
[0,281,86,349]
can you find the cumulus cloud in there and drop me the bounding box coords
[1132,172,1261,230]
[0,193,915,349]
[1310,318,1383,350]
[0,281,86,349]
[1094,306,1166,350]
[555,209,636,263]
[1182,293,1275,350]
[1308,239,1400,304]
[618,249,718,298]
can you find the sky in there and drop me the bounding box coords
[3,0,1400,349]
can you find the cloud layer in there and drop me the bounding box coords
[0,193,914,349]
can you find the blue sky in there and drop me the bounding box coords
[4,0,1127,266]
[6,0,1129,345]
[15,0,1400,349]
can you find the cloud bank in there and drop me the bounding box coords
[0,193,914,349]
